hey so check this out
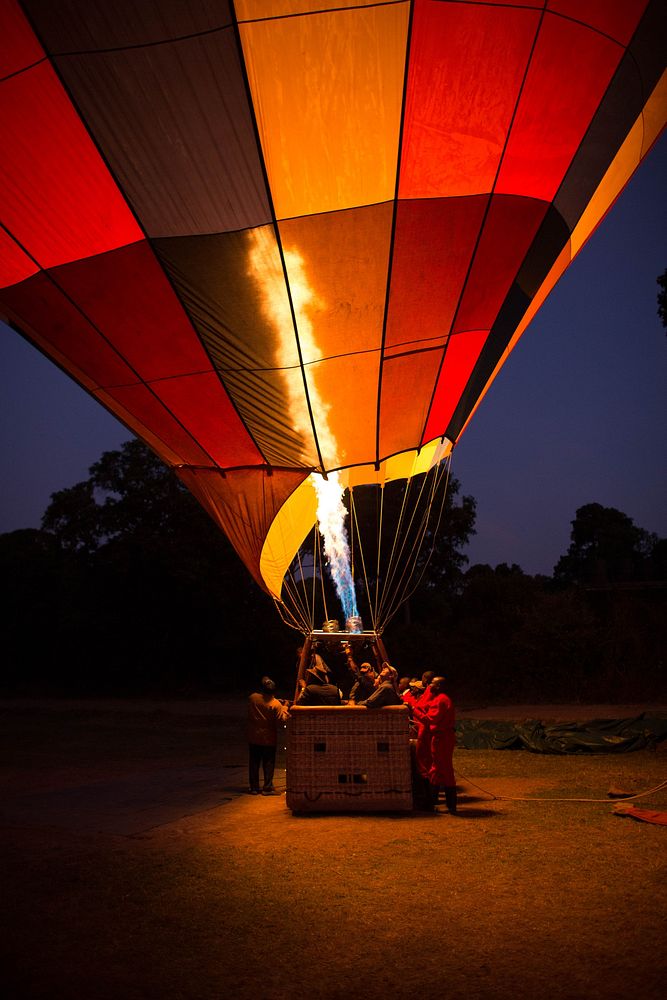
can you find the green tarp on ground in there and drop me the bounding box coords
[456,715,667,754]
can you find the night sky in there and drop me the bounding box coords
[1,134,665,577]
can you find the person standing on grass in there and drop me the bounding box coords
[419,676,457,813]
[247,676,289,795]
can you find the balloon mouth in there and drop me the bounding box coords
[259,436,453,604]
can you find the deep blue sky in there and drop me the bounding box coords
[1,135,665,576]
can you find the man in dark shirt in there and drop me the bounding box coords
[297,663,342,705]
[348,662,377,703]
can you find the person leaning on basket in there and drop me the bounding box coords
[357,663,403,709]
[297,662,342,705]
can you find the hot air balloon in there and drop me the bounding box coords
[1,0,665,643]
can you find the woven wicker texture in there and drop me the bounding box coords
[287,705,412,812]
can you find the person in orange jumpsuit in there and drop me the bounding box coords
[424,676,457,814]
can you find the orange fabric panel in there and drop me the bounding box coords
[239,3,409,218]
[400,2,540,199]
[177,467,309,593]
[0,228,38,289]
[378,347,443,461]
[386,196,487,348]
[278,203,392,363]
[422,330,488,444]
[546,0,648,46]
[496,12,623,202]
[304,350,380,471]
[236,1,380,18]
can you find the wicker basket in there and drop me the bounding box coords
[286,705,413,812]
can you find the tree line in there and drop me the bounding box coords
[1,439,664,703]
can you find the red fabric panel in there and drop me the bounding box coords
[0,0,43,78]
[0,228,38,289]
[496,12,623,202]
[400,2,540,198]
[547,0,648,46]
[52,243,212,381]
[177,467,309,592]
[422,330,488,444]
[0,271,135,390]
[386,197,486,348]
[379,348,443,460]
[454,195,548,334]
[101,384,214,468]
[155,372,262,469]
[0,61,142,268]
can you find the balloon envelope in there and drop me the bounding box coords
[1,0,665,598]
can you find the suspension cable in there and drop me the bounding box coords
[377,462,440,626]
[350,486,377,633]
[382,456,452,627]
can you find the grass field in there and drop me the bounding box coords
[1,700,665,1000]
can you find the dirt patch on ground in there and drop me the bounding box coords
[1,700,665,1000]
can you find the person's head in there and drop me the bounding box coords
[421,670,436,688]
[409,679,424,693]
[398,676,410,694]
[261,676,276,696]
[380,663,399,690]
[306,663,329,686]
[430,676,446,695]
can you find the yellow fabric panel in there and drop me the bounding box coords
[457,73,667,441]
[260,474,318,599]
[236,1,383,19]
[239,3,409,219]
[259,437,453,598]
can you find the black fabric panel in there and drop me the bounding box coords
[445,282,531,443]
[23,0,232,51]
[515,202,571,300]
[154,232,314,470]
[554,0,667,231]
[43,27,270,236]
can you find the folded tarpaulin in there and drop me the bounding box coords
[456,715,667,754]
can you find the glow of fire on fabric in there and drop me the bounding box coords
[247,229,360,625]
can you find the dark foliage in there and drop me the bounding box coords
[1,441,664,702]
[657,267,667,330]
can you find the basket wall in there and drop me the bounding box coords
[286,705,413,812]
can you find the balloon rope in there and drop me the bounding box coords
[294,544,312,630]
[375,484,384,627]
[316,524,330,625]
[380,457,452,630]
[274,588,309,634]
[310,524,318,629]
[282,569,311,634]
[377,469,431,625]
[377,469,419,620]
[350,487,376,633]
[381,459,450,627]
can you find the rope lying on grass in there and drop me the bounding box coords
[457,773,667,804]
